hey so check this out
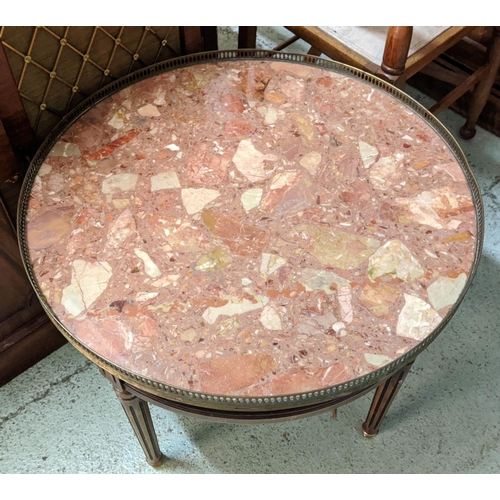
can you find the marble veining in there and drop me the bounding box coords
[25,60,477,397]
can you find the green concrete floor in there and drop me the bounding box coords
[1,28,499,474]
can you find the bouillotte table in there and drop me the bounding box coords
[18,51,483,466]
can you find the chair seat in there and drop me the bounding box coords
[318,26,450,66]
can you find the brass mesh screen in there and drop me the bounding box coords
[0,26,181,142]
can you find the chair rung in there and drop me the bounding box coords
[273,35,300,52]
[429,65,489,114]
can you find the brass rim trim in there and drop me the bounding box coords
[17,49,484,412]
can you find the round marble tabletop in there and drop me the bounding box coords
[20,53,481,405]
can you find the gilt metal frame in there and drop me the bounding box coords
[17,50,484,416]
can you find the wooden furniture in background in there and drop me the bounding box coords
[0,43,66,385]
[281,26,500,139]
[408,27,500,139]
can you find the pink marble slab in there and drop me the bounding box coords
[25,59,477,397]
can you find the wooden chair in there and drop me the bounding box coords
[280,26,500,139]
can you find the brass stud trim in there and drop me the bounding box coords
[16,50,482,411]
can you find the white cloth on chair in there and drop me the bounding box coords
[318,26,450,65]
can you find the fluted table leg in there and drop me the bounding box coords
[102,370,163,466]
[362,361,414,438]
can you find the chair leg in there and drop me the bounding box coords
[380,27,413,87]
[179,26,218,55]
[362,361,414,437]
[307,46,323,57]
[460,26,500,139]
[238,27,257,49]
[102,370,164,466]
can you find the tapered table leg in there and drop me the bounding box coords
[102,371,163,466]
[362,361,414,438]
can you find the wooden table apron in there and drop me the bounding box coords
[17,50,484,463]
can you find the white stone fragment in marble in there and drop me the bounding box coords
[427,273,467,310]
[369,154,403,190]
[134,249,162,278]
[332,322,346,333]
[138,104,161,117]
[338,286,354,324]
[434,162,465,182]
[102,174,138,194]
[257,106,267,117]
[368,240,425,282]
[107,110,127,129]
[446,220,462,230]
[264,107,279,125]
[241,188,263,212]
[358,140,378,168]
[424,249,438,259]
[153,90,167,106]
[299,268,350,295]
[364,353,393,367]
[60,283,85,317]
[61,260,112,316]
[151,275,180,288]
[396,293,442,341]
[260,253,287,276]
[136,292,159,302]
[259,304,282,330]
[106,209,137,249]
[49,142,81,157]
[48,173,65,193]
[395,191,444,229]
[299,152,322,175]
[181,188,220,214]
[202,296,269,325]
[268,171,299,190]
[38,163,52,176]
[31,175,42,195]
[151,171,181,191]
[112,199,130,210]
[232,139,277,182]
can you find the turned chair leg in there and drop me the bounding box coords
[460,26,500,139]
[362,361,414,438]
[102,370,164,466]
[380,26,413,89]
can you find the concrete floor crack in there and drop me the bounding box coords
[0,361,92,428]
[483,176,500,203]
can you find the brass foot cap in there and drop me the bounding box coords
[362,425,378,438]
[147,453,165,467]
